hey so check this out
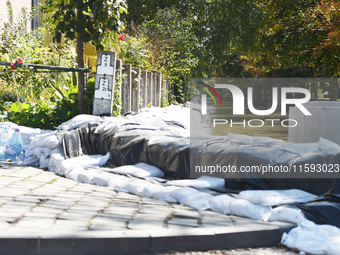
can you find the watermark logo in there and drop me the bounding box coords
[200,83,312,116]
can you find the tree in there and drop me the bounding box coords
[139,8,198,102]
[43,0,127,113]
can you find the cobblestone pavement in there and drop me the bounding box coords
[0,163,295,255]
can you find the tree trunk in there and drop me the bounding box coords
[311,79,318,100]
[76,36,85,113]
[329,78,338,101]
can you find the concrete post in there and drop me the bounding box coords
[132,67,141,112]
[154,72,162,107]
[146,71,153,107]
[115,59,122,102]
[152,72,158,106]
[93,51,116,116]
[141,70,147,108]
[162,75,168,106]
[122,64,132,114]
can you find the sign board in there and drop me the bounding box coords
[93,51,116,116]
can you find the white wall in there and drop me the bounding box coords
[289,102,340,145]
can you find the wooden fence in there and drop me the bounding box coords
[93,51,166,116]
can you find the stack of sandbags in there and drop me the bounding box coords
[0,122,41,151]
[23,131,61,168]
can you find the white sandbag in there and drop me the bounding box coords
[268,206,313,226]
[25,147,34,158]
[17,125,41,150]
[48,147,65,173]
[78,169,101,184]
[39,156,50,169]
[170,187,212,211]
[33,146,53,160]
[124,179,151,196]
[23,155,40,167]
[209,194,236,215]
[59,153,110,176]
[108,163,164,178]
[32,131,60,149]
[239,189,317,207]
[281,223,340,255]
[107,175,132,192]
[93,172,119,187]
[65,167,85,181]
[183,192,213,211]
[141,183,179,203]
[170,187,201,204]
[230,199,272,221]
[166,176,225,189]
[57,114,103,131]
[149,185,180,203]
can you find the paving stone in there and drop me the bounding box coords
[24,212,58,219]
[201,214,235,226]
[0,177,21,185]
[96,213,130,221]
[53,192,85,200]
[51,178,77,188]
[1,204,33,214]
[140,198,170,206]
[172,209,200,219]
[168,217,199,228]
[104,206,138,216]
[77,197,111,206]
[15,217,55,230]
[31,206,64,215]
[30,188,61,197]
[53,219,89,228]
[69,184,96,192]
[128,215,165,230]
[68,204,103,213]
[6,170,40,178]
[0,188,28,197]
[89,217,126,230]
[138,208,172,217]
[57,211,95,221]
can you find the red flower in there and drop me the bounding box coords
[107,28,110,31]
[119,33,125,41]
[17,57,22,64]
[10,62,15,70]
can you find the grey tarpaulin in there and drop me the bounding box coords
[59,121,340,195]
[57,118,340,227]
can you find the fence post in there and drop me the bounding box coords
[141,70,147,108]
[146,71,153,107]
[161,75,167,106]
[122,64,132,114]
[152,72,158,106]
[154,72,162,107]
[93,51,116,116]
[115,59,122,103]
[132,67,141,112]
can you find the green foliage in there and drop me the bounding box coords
[139,8,198,103]
[0,8,81,128]
[0,8,76,105]
[85,78,95,114]
[43,0,127,50]
[6,86,79,130]
[112,73,125,116]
